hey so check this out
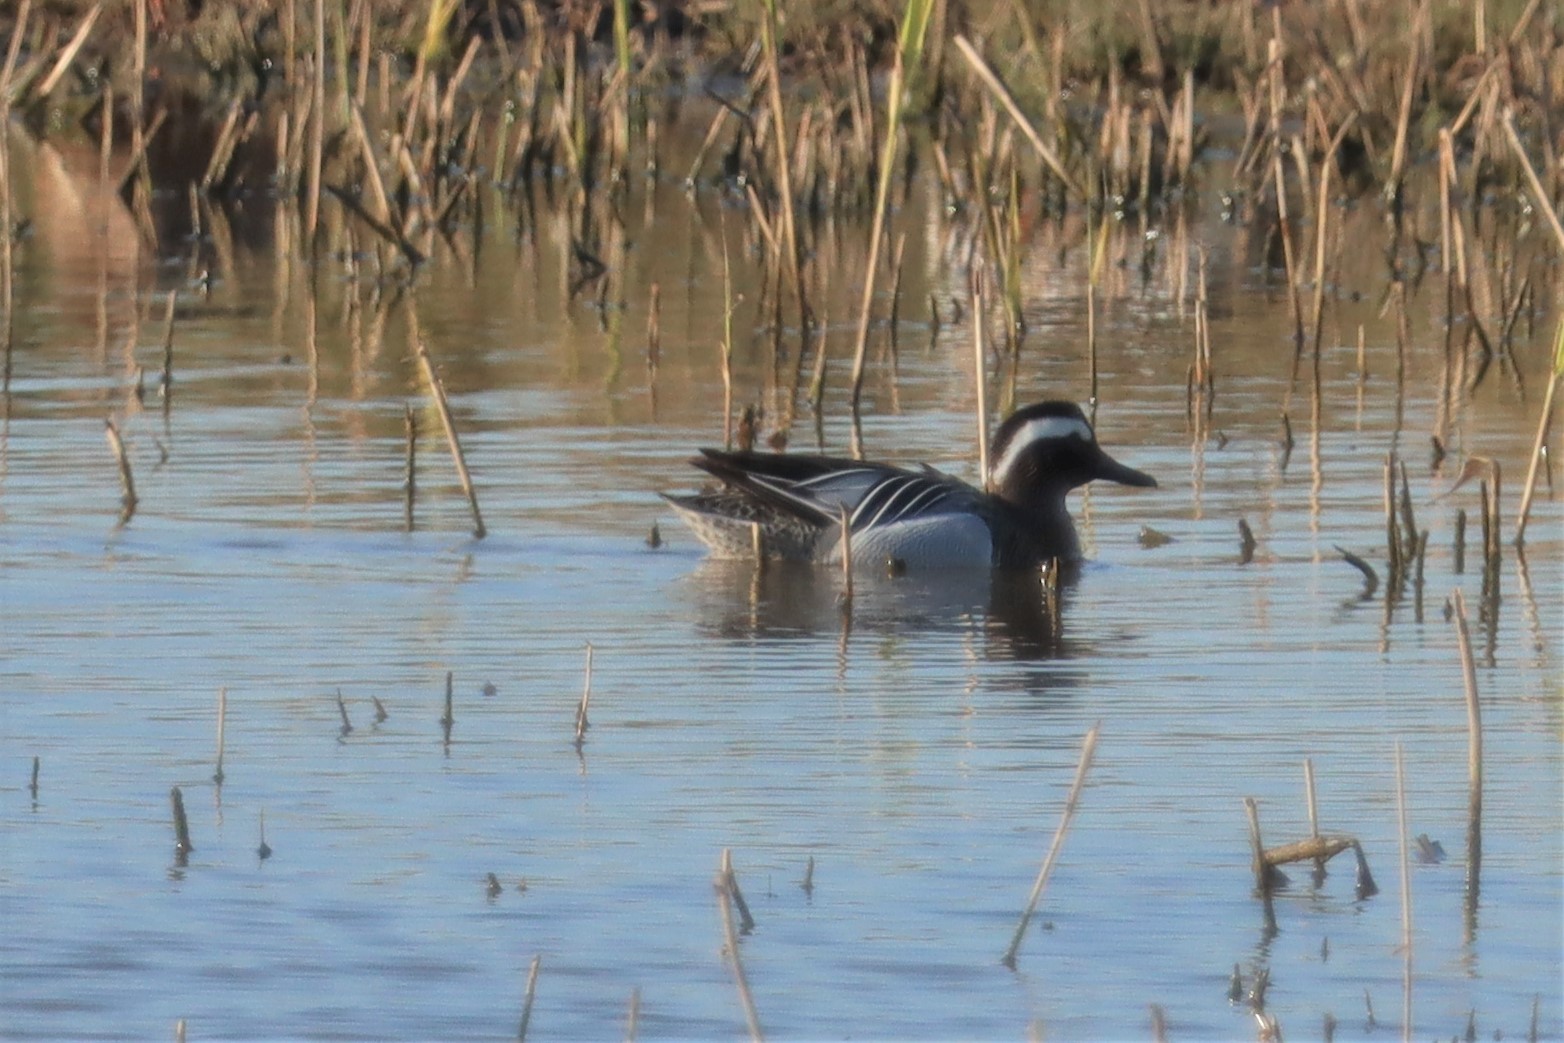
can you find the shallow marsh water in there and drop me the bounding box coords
[1,130,1561,1041]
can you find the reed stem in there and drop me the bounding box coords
[1003,722,1100,967]
[415,341,486,539]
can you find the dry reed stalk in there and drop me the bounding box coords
[1384,453,1403,586]
[1499,112,1564,254]
[32,1,102,100]
[574,643,593,747]
[440,669,454,732]
[335,688,352,736]
[104,419,137,512]
[213,687,228,785]
[1385,0,1427,204]
[758,0,808,337]
[953,37,1084,200]
[971,272,990,489]
[801,855,815,895]
[303,0,327,249]
[720,233,734,450]
[1303,758,1323,880]
[29,756,39,799]
[716,849,764,1041]
[625,986,640,1043]
[1271,152,1306,352]
[415,340,486,538]
[1514,322,1562,546]
[1451,589,1483,901]
[403,403,416,531]
[171,785,193,858]
[159,290,177,400]
[1308,118,1355,359]
[1394,739,1413,1043]
[836,504,854,605]
[1244,796,1279,934]
[517,955,541,1041]
[849,5,934,410]
[1263,835,1355,867]
[1002,722,1101,968]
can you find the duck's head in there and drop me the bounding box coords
[988,401,1157,504]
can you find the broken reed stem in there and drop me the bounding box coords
[971,272,990,490]
[213,687,228,785]
[516,954,541,1042]
[171,785,193,858]
[105,419,138,510]
[574,642,594,746]
[29,756,39,798]
[415,341,486,538]
[1002,722,1101,968]
[1395,739,1413,1043]
[1514,322,1561,546]
[1263,835,1356,867]
[717,849,764,1042]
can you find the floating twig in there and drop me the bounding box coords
[1003,722,1100,968]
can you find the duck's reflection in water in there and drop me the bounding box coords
[681,558,1101,667]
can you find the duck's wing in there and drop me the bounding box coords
[693,450,979,533]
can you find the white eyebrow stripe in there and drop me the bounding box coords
[990,416,1093,484]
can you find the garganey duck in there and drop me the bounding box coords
[661,401,1156,570]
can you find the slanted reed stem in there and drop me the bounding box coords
[517,955,541,1042]
[1003,722,1100,968]
[105,419,137,513]
[415,341,485,539]
[716,849,764,1041]
[1514,322,1561,546]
